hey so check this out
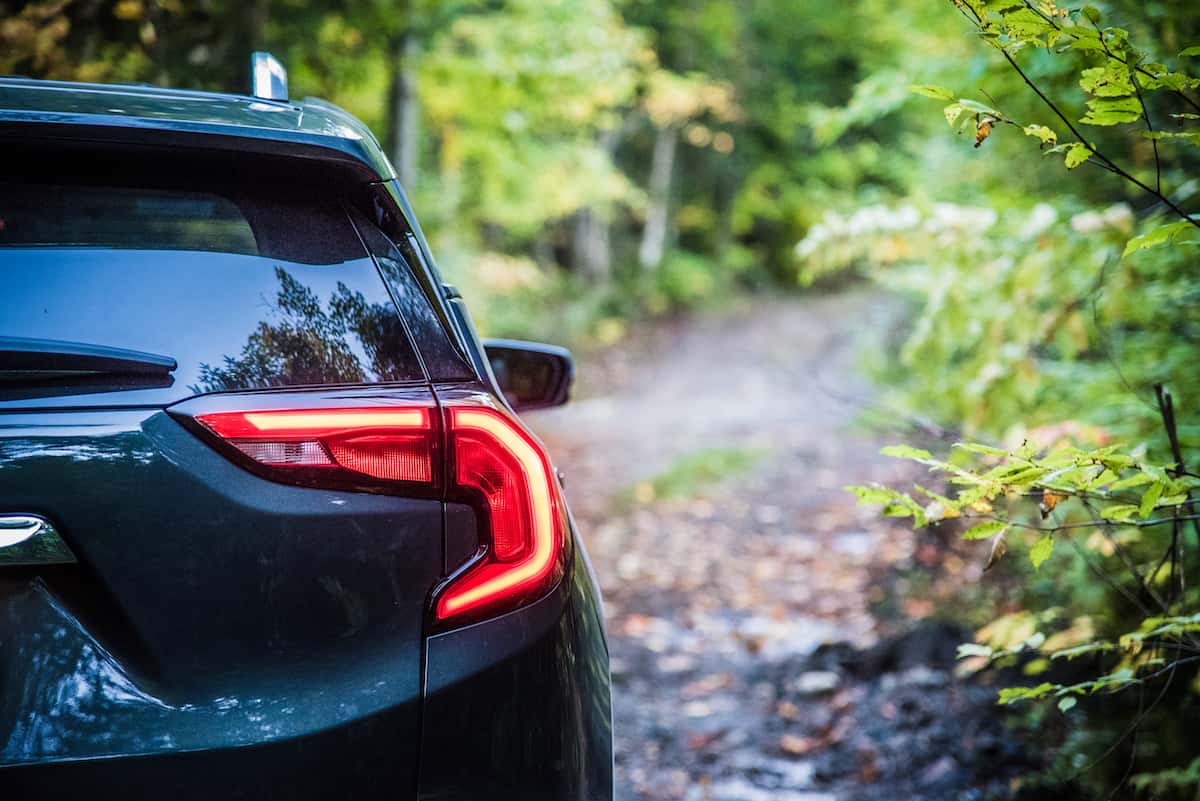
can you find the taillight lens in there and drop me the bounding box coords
[196,407,436,484]
[436,406,565,623]
[190,399,566,627]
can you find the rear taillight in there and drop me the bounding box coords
[190,398,566,627]
[437,406,564,622]
[197,407,436,483]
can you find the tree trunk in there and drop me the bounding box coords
[388,30,420,189]
[639,123,678,272]
[572,208,611,281]
[570,125,626,280]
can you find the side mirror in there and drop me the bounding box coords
[482,338,574,412]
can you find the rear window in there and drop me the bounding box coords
[0,174,427,405]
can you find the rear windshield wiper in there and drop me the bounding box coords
[0,337,176,376]
[0,337,176,400]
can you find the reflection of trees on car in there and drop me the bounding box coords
[195,268,412,393]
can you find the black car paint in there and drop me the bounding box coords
[0,78,612,800]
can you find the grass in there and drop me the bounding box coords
[617,446,768,508]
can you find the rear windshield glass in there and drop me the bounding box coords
[0,175,426,402]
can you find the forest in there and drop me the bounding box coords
[4,0,1199,796]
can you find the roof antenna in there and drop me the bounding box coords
[250,52,288,101]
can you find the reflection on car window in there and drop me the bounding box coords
[1,172,427,399]
[345,206,474,381]
[195,268,420,392]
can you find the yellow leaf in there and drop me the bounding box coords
[114,0,144,20]
[1023,124,1057,147]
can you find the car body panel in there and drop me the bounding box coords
[0,405,438,767]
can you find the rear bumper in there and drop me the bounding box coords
[0,533,612,801]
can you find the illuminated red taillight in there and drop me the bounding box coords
[193,401,565,626]
[196,407,436,483]
[436,406,565,622]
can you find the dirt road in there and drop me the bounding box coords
[526,291,1032,801]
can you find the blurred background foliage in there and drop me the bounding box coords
[4,0,1200,793]
[0,0,970,344]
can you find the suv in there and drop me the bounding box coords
[0,55,612,801]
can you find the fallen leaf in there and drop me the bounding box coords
[776,701,801,721]
[680,673,734,699]
[780,733,818,756]
[687,730,727,750]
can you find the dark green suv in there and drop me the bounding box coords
[0,56,612,801]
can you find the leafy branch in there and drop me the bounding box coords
[920,0,1200,237]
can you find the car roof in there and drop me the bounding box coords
[0,76,394,181]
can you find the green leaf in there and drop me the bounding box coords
[909,84,956,101]
[998,465,1049,485]
[1081,96,1142,126]
[957,643,995,659]
[1139,482,1164,518]
[1002,8,1056,39]
[1069,33,1107,53]
[1022,124,1057,146]
[1142,131,1200,146]
[1051,641,1115,660]
[880,444,933,461]
[956,98,999,115]
[963,520,1008,540]
[848,484,899,506]
[1139,70,1200,91]
[954,442,1009,457]
[1081,5,1101,24]
[1123,220,1197,256]
[1058,696,1077,712]
[1107,472,1154,491]
[1064,142,1092,168]
[998,682,1059,705]
[1100,503,1139,522]
[1181,46,1200,57]
[943,102,966,127]
[1030,534,1054,569]
[1141,464,1171,483]
[1080,64,1133,98]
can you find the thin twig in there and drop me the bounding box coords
[962,512,1200,532]
[1080,498,1169,612]
[1156,384,1200,552]
[1061,533,1152,615]
[1068,656,1180,781]
[1130,72,1162,196]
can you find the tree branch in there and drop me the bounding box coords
[950,0,1200,230]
